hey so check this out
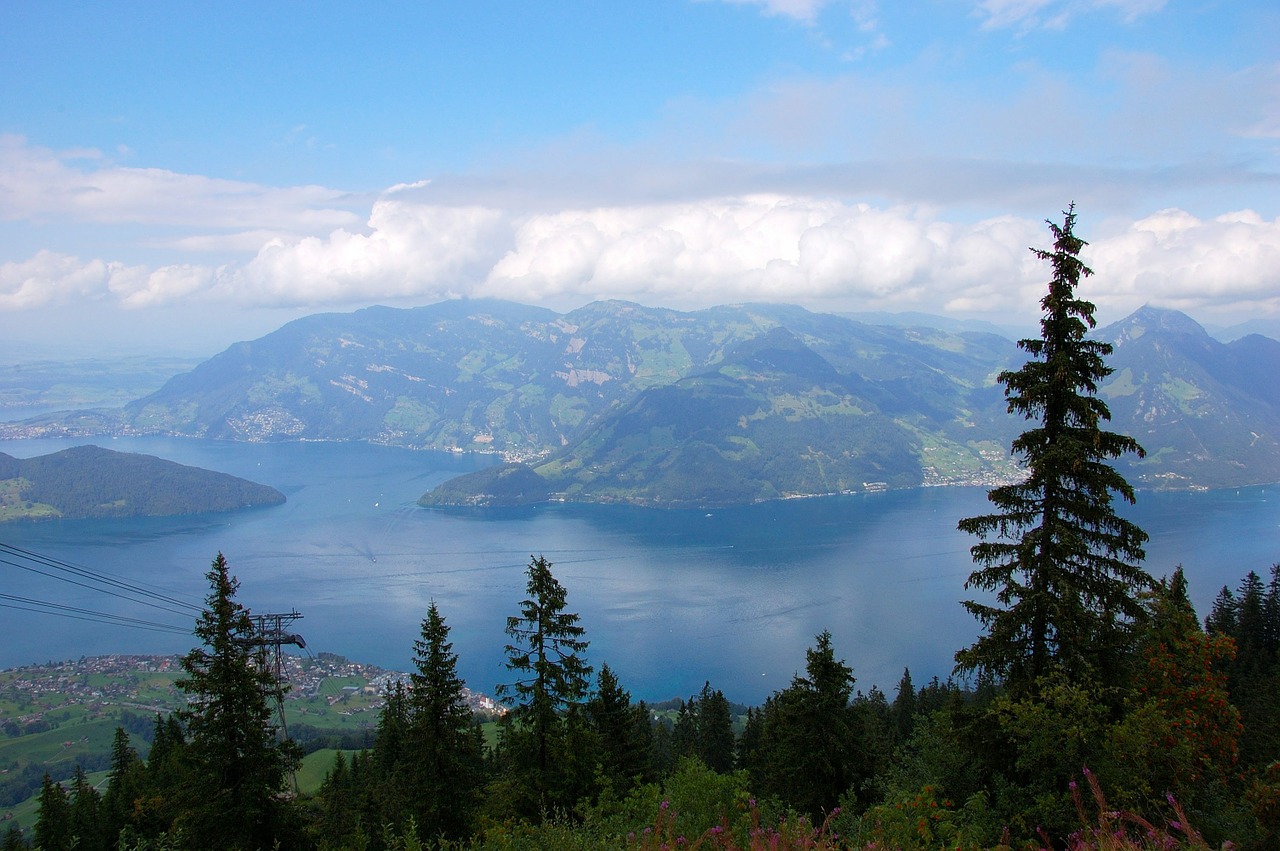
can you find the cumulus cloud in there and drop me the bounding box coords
[0,135,361,233]
[1088,209,1280,317]
[221,197,513,308]
[0,250,145,309]
[8,193,1274,325]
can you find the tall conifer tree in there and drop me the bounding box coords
[35,775,71,851]
[498,555,592,768]
[956,206,1151,692]
[175,552,300,850]
[747,632,858,818]
[405,601,483,840]
[496,554,592,812]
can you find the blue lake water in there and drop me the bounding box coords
[1,436,1276,705]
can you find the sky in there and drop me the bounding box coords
[1,0,1278,356]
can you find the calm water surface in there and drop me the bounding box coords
[1,437,1276,705]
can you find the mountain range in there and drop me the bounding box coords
[4,299,1278,507]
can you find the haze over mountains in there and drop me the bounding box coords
[4,300,1278,507]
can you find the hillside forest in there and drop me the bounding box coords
[8,210,1280,850]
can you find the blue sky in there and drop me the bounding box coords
[1,0,1277,354]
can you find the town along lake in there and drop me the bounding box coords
[1,436,1276,706]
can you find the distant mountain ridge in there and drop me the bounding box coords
[0,445,286,522]
[1099,306,1280,489]
[4,299,1277,506]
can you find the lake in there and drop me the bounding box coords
[1,436,1276,706]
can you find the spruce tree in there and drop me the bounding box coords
[34,775,71,851]
[585,663,652,791]
[101,726,143,842]
[369,680,410,827]
[68,766,105,851]
[890,668,916,742]
[671,682,735,774]
[175,552,300,850]
[956,205,1151,693]
[1205,565,1280,771]
[748,632,858,818]
[1,824,24,851]
[498,554,592,770]
[404,601,483,840]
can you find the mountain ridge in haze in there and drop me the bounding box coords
[4,300,1276,505]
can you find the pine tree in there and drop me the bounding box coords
[1129,568,1240,794]
[671,682,735,774]
[956,205,1151,693]
[1,823,24,851]
[747,632,859,818]
[101,726,143,842]
[890,668,917,742]
[404,601,483,840]
[585,663,652,792]
[1205,585,1238,636]
[494,554,592,814]
[34,775,71,851]
[68,766,105,851]
[315,751,356,844]
[369,680,410,827]
[175,552,300,850]
[1206,566,1280,771]
[497,554,592,774]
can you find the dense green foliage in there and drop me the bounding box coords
[17,557,1280,850]
[0,445,284,522]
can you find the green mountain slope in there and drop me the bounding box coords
[530,328,934,505]
[5,299,1277,504]
[0,445,285,521]
[1100,306,1280,489]
[424,319,1027,507]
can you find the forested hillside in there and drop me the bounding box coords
[14,553,1279,851]
[0,445,285,522]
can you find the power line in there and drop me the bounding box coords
[0,594,191,635]
[0,542,203,618]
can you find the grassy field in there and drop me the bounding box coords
[0,656,395,829]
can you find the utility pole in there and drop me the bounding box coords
[243,610,305,793]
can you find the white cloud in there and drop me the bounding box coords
[0,250,144,309]
[1088,209,1280,317]
[975,0,1166,31]
[222,198,512,307]
[0,135,361,232]
[711,0,831,23]
[3,192,1277,326]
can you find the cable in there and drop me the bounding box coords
[0,595,191,635]
[0,542,203,618]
